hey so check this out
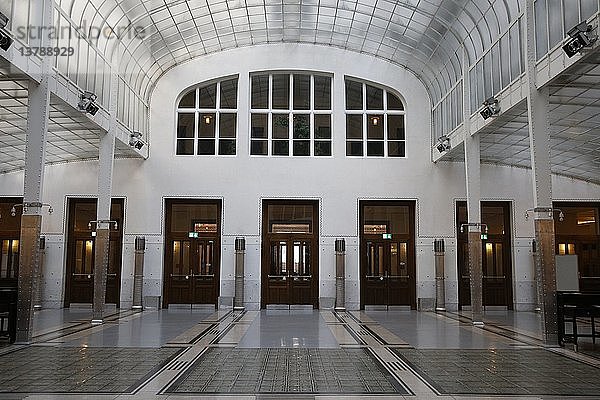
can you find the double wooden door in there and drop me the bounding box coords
[261,200,319,308]
[167,237,218,304]
[163,199,221,307]
[360,201,416,309]
[361,239,414,306]
[0,198,22,289]
[457,201,513,308]
[264,237,314,305]
[65,198,124,306]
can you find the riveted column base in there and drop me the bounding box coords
[535,218,558,346]
[468,232,483,325]
[92,228,110,322]
[16,215,43,344]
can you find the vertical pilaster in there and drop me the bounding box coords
[462,47,483,325]
[234,237,245,310]
[434,239,446,311]
[335,239,346,310]
[525,0,557,345]
[132,237,145,309]
[92,69,118,323]
[16,0,53,343]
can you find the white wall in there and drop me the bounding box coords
[1,44,599,310]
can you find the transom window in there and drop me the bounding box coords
[345,79,405,157]
[176,77,238,156]
[250,73,332,157]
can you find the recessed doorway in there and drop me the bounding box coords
[163,199,221,308]
[360,201,416,309]
[457,201,513,309]
[261,200,319,308]
[64,198,124,307]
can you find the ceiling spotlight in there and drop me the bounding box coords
[480,97,500,120]
[78,91,99,115]
[0,12,8,29]
[203,115,212,124]
[371,116,379,126]
[0,12,11,51]
[129,132,146,150]
[435,134,451,153]
[0,32,12,51]
[563,22,597,58]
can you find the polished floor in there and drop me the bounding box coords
[0,307,599,399]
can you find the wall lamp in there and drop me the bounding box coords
[480,97,500,119]
[0,12,13,51]
[11,202,53,216]
[78,91,99,116]
[563,22,597,58]
[524,207,564,221]
[129,131,146,150]
[435,134,451,153]
[88,220,118,230]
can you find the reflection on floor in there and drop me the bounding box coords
[0,308,599,399]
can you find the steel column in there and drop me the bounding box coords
[234,237,245,310]
[92,69,118,323]
[462,47,483,325]
[525,0,557,345]
[334,239,346,311]
[16,38,52,342]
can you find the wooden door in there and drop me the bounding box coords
[65,198,124,306]
[554,202,600,292]
[261,200,318,308]
[163,199,221,307]
[457,201,513,309]
[360,201,416,309]
[0,198,22,289]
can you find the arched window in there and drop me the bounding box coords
[250,73,332,157]
[176,77,238,156]
[345,79,405,157]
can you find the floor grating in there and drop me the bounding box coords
[0,346,179,393]
[166,348,409,394]
[393,348,600,396]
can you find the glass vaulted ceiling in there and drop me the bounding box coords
[56,0,523,105]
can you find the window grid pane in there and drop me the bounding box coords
[345,79,405,158]
[251,72,332,157]
[176,77,238,156]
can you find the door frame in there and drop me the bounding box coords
[456,200,514,309]
[359,200,416,309]
[0,197,23,288]
[553,201,600,292]
[162,198,222,307]
[260,199,319,309]
[64,197,125,307]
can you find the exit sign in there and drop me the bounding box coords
[481,233,488,240]
[188,232,198,238]
[382,233,392,239]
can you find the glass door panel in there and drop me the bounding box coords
[292,241,310,278]
[366,242,385,278]
[270,241,287,277]
[198,240,215,276]
[1,239,19,279]
[74,239,94,280]
[390,242,409,278]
